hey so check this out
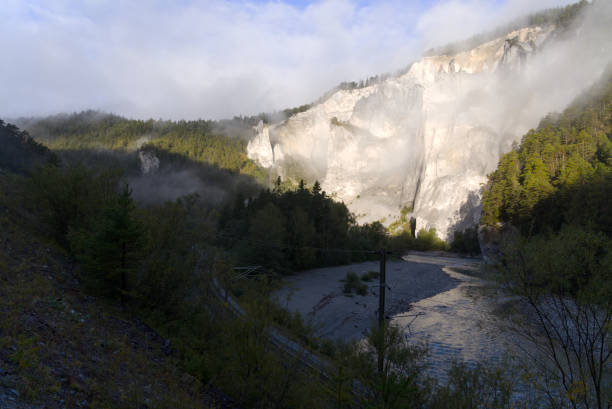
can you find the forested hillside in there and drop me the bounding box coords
[480,67,611,409]
[481,65,612,236]
[16,111,268,184]
[0,120,54,174]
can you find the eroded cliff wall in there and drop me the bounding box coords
[247,3,611,238]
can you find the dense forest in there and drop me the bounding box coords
[481,65,612,236]
[219,179,385,271]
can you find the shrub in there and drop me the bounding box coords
[360,271,379,282]
[414,228,448,251]
[450,227,481,255]
[343,271,368,295]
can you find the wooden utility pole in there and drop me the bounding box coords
[378,248,387,373]
[378,248,387,328]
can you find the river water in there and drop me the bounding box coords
[276,254,526,380]
[391,266,521,381]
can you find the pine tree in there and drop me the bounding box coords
[274,176,282,194]
[248,202,286,270]
[78,184,143,304]
[559,151,594,186]
[312,180,322,196]
[500,151,522,222]
[519,154,554,221]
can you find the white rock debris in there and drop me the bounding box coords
[138,150,160,175]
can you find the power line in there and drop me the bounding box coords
[215,231,380,255]
[217,232,492,314]
[214,232,497,323]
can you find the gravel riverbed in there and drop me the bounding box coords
[273,259,463,340]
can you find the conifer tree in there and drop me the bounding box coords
[78,184,143,304]
[519,154,554,222]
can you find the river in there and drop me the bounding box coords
[391,265,520,381]
[275,252,522,380]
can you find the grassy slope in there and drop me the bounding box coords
[0,172,233,409]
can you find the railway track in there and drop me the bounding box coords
[210,277,338,387]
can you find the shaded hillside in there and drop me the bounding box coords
[0,167,235,408]
[8,112,266,208]
[0,122,381,408]
[15,111,268,185]
[50,146,262,208]
[0,120,53,174]
[0,123,330,408]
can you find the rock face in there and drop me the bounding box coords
[138,150,160,174]
[246,121,274,168]
[247,11,611,238]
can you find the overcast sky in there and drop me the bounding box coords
[0,0,576,120]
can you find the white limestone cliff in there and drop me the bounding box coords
[246,11,612,239]
[246,121,274,168]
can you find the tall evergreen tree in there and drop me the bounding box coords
[78,184,143,303]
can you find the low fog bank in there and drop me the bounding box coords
[11,110,281,144]
[55,147,260,208]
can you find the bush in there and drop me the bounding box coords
[361,271,379,282]
[340,323,431,408]
[450,227,481,255]
[343,271,368,295]
[356,285,368,296]
[414,228,448,251]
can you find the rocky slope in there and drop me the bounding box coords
[247,2,611,238]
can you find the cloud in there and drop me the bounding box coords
[415,0,577,50]
[0,0,578,120]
